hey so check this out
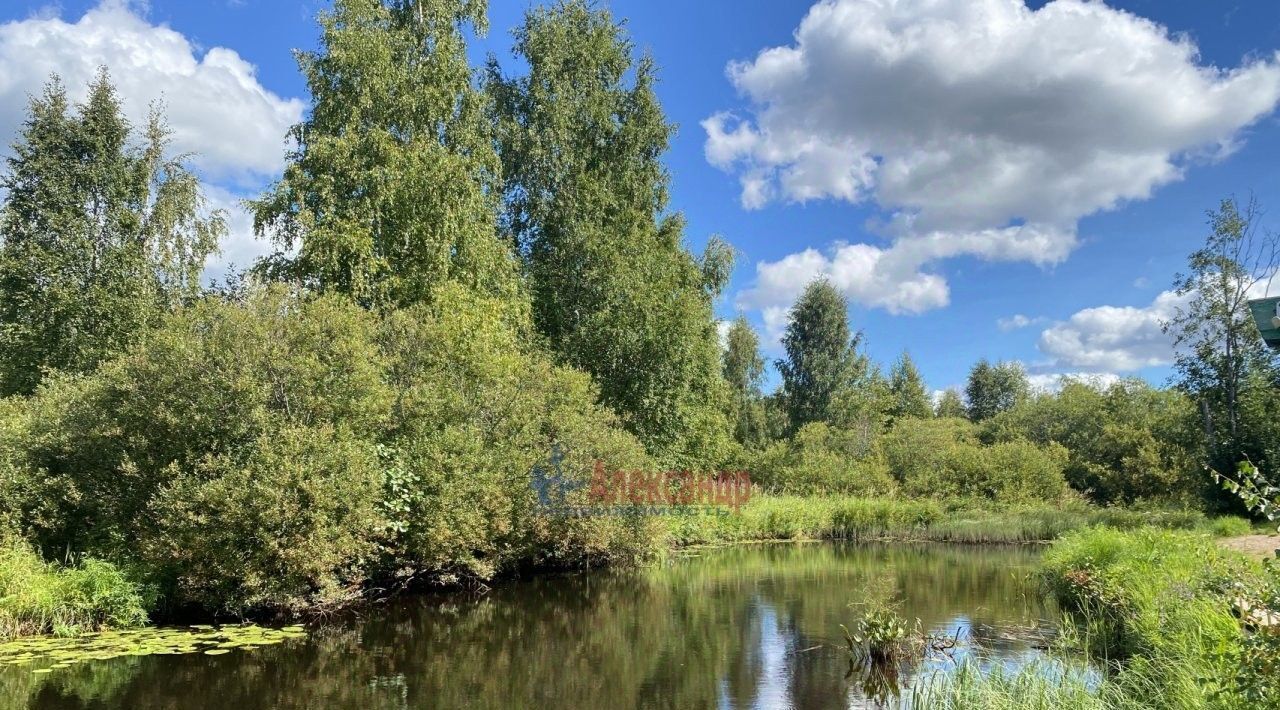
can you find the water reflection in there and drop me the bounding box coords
[4,542,1059,710]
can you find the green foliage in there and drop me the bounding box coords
[778,280,882,432]
[985,379,1204,505]
[887,351,932,421]
[1166,197,1280,477]
[0,538,148,640]
[882,417,1068,503]
[1042,527,1256,708]
[252,0,519,307]
[375,283,661,579]
[0,71,223,396]
[935,389,967,418]
[722,316,770,447]
[1212,459,1280,533]
[842,606,919,663]
[142,427,385,614]
[1227,560,1280,707]
[964,359,1030,421]
[5,286,662,613]
[489,0,732,468]
[748,422,893,496]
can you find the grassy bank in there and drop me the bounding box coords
[921,527,1279,709]
[0,539,149,641]
[0,495,1256,643]
[663,494,1247,547]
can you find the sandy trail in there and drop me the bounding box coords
[1220,534,1280,560]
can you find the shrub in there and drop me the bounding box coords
[4,285,665,614]
[984,380,1204,505]
[142,426,385,614]
[884,417,1068,503]
[1041,527,1252,707]
[748,422,894,496]
[0,538,148,639]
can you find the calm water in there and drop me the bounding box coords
[5,542,1061,710]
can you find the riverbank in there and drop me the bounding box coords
[920,527,1280,709]
[663,494,1249,547]
[0,495,1259,644]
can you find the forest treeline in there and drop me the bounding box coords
[0,0,1277,621]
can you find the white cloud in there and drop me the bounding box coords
[997,314,1046,331]
[1037,290,1188,371]
[201,185,271,279]
[0,0,303,182]
[712,0,1280,317]
[1036,272,1280,372]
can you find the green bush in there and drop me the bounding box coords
[2,285,664,614]
[984,380,1204,505]
[142,426,385,614]
[883,418,1068,503]
[0,539,148,639]
[749,422,894,496]
[376,286,663,579]
[1041,527,1253,707]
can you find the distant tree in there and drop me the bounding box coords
[489,0,732,466]
[888,351,933,420]
[964,359,1030,421]
[935,389,967,418]
[778,280,864,431]
[1164,197,1280,473]
[0,71,223,395]
[722,317,769,446]
[252,0,518,308]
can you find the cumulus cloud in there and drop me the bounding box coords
[0,0,303,181]
[201,185,270,279]
[1037,290,1188,372]
[711,0,1280,316]
[1038,272,1279,372]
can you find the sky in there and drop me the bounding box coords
[2,0,1280,396]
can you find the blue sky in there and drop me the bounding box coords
[3,1,1280,395]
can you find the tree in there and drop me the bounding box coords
[888,351,932,420]
[777,280,865,431]
[964,359,1029,421]
[488,0,732,467]
[722,316,768,446]
[252,0,518,309]
[935,389,967,418]
[1164,197,1280,473]
[0,71,223,395]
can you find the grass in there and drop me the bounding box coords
[912,661,1109,710]
[663,494,1246,547]
[1037,527,1270,709]
[0,538,149,640]
[918,527,1277,709]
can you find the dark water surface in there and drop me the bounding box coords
[5,542,1061,709]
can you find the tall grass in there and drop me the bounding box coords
[1039,527,1264,709]
[0,539,149,639]
[664,495,1238,547]
[912,662,1109,710]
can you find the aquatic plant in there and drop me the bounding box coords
[0,623,307,674]
[841,607,923,663]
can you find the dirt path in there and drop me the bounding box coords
[1220,534,1280,560]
